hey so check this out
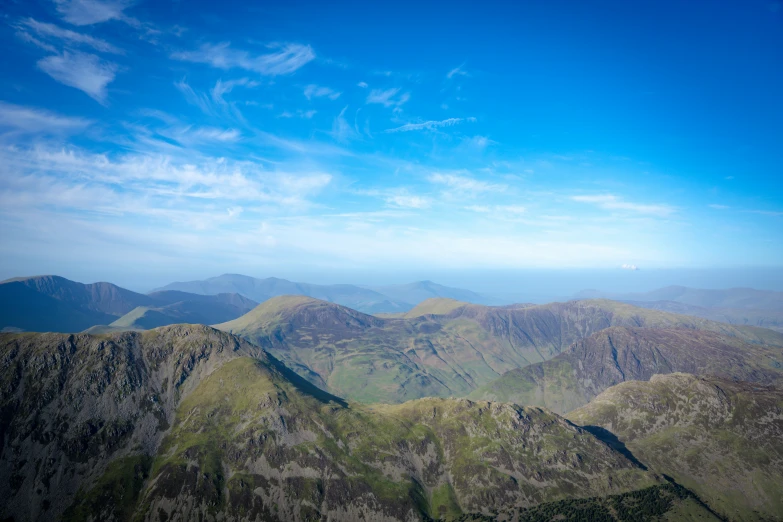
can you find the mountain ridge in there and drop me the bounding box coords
[468,325,783,414]
[217,296,783,404]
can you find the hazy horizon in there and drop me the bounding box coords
[4,267,783,303]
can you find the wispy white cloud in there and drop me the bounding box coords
[747,210,783,217]
[279,109,317,119]
[429,172,506,194]
[331,106,364,142]
[357,81,368,88]
[172,42,315,75]
[16,18,122,53]
[385,117,474,133]
[0,101,92,137]
[366,87,410,108]
[0,101,92,135]
[621,263,639,270]
[304,84,341,100]
[571,194,675,216]
[465,204,526,220]
[171,126,242,143]
[174,79,214,115]
[385,194,431,209]
[53,0,136,26]
[446,63,468,79]
[211,78,259,105]
[462,135,495,149]
[37,51,117,104]
[0,145,332,211]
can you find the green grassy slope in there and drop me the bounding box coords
[568,373,783,521]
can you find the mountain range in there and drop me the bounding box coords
[0,275,494,333]
[0,275,258,333]
[216,296,783,404]
[153,273,497,313]
[3,274,783,520]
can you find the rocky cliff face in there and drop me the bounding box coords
[0,327,660,522]
[568,373,783,521]
[0,326,264,521]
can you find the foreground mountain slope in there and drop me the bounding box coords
[217,297,783,404]
[468,326,783,414]
[568,374,783,521]
[0,325,266,521]
[0,328,664,521]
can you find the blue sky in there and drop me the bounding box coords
[0,0,781,289]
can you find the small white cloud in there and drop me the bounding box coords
[366,87,409,108]
[37,51,117,104]
[54,0,135,25]
[571,194,675,217]
[465,204,525,216]
[331,106,358,142]
[463,135,495,149]
[385,117,469,133]
[429,173,506,194]
[304,84,341,100]
[446,64,468,79]
[357,81,368,88]
[385,194,431,209]
[621,264,640,271]
[172,42,315,76]
[279,109,316,119]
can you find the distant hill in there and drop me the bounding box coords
[468,325,783,414]
[153,274,496,313]
[104,292,258,330]
[574,286,783,332]
[621,299,783,332]
[568,373,783,521]
[575,285,783,309]
[367,280,498,306]
[0,275,257,333]
[217,296,783,404]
